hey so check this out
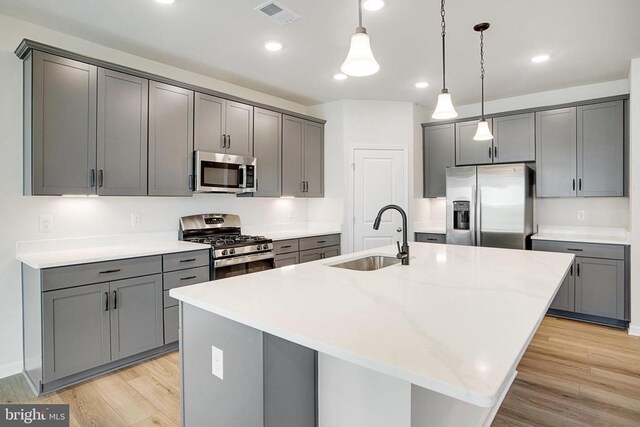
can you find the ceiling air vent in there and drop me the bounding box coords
[254,1,300,25]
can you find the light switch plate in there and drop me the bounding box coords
[39,215,53,233]
[211,345,223,380]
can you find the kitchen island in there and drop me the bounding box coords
[171,242,573,427]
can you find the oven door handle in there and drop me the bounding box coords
[214,251,274,268]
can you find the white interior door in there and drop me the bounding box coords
[353,148,408,252]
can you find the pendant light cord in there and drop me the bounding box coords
[440,0,447,90]
[358,0,363,29]
[480,29,485,119]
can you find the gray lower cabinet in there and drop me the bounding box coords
[532,240,628,325]
[415,233,446,244]
[110,275,164,360]
[43,283,111,382]
[148,81,194,196]
[181,304,316,427]
[300,246,340,263]
[423,123,454,198]
[97,68,148,196]
[273,234,341,266]
[282,116,324,197]
[274,252,299,268]
[27,51,97,195]
[456,119,493,166]
[253,108,282,197]
[194,93,254,157]
[492,113,535,163]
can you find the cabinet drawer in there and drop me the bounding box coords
[162,250,210,272]
[163,266,210,291]
[532,240,624,260]
[273,239,299,255]
[415,233,446,244]
[274,252,299,268]
[164,306,179,344]
[43,256,162,292]
[299,234,341,251]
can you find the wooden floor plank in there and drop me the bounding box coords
[90,372,158,424]
[127,373,180,425]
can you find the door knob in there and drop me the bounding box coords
[397,227,402,232]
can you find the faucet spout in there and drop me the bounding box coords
[372,204,410,265]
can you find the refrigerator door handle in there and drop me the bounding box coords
[476,185,482,247]
[471,185,477,246]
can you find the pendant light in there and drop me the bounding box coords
[432,0,458,119]
[473,22,493,141]
[341,0,380,77]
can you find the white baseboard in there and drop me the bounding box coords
[0,360,22,380]
[629,324,640,337]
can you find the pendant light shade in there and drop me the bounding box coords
[432,0,458,119]
[341,29,380,77]
[341,0,380,77]
[473,22,493,141]
[473,120,493,141]
[433,91,458,120]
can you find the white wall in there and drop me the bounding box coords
[0,13,313,377]
[629,58,640,335]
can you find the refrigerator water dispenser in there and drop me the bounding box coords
[453,201,470,230]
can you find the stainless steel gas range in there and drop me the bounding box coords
[179,214,274,280]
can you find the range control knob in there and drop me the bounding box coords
[229,248,236,255]
[257,245,263,250]
[221,249,228,256]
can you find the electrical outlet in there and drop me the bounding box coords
[39,215,53,233]
[211,345,223,380]
[131,213,141,228]
[577,210,585,221]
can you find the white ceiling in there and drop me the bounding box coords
[1,0,639,109]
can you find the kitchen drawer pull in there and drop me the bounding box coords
[280,245,292,249]
[179,258,197,263]
[317,240,327,244]
[180,276,197,281]
[567,248,583,252]
[113,290,118,309]
[104,292,109,311]
[99,269,121,274]
[426,238,438,241]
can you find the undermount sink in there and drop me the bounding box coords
[329,255,401,271]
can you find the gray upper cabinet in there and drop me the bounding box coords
[303,121,324,197]
[577,101,624,197]
[43,282,111,382]
[148,81,194,196]
[282,115,324,198]
[282,116,306,197]
[97,69,148,196]
[535,107,577,197]
[423,123,455,198]
[110,274,163,360]
[194,93,254,157]
[575,257,625,320]
[492,113,535,163]
[29,51,97,195]
[253,108,282,197]
[455,119,493,166]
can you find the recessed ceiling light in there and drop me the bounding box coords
[531,54,550,63]
[264,41,283,52]
[154,0,175,4]
[334,73,348,81]
[363,0,385,11]
[415,81,429,89]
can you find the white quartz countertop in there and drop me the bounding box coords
[414,221,446,234]
[171,243,572,408]
[243,222,342,241]
[531,225,631,245]
[16,232,210,269]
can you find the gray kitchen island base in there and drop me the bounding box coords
[180,303,514,427]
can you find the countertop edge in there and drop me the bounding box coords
[531,233,631,246]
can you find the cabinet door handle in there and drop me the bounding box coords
[227,135,231,148]
[489,147,492,159]
[112,290,118,309]
[180,275,197,281]
[570,265,573,276]
[494,146,497,158]
[579,178,582,191]
[180,258,197,263]
[572,179,576,191]
[90,169,96,187]
[577,263,580,277]
[99,269,121,274]
[305,181,309,192]
[98,170,104,188]
[189,174,193,190]
[105,292,109,311]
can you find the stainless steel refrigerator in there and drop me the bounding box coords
[446,163,533,249]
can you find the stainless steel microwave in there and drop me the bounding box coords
[194,151,257,193]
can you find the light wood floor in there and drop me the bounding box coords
[1,316,639,426]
